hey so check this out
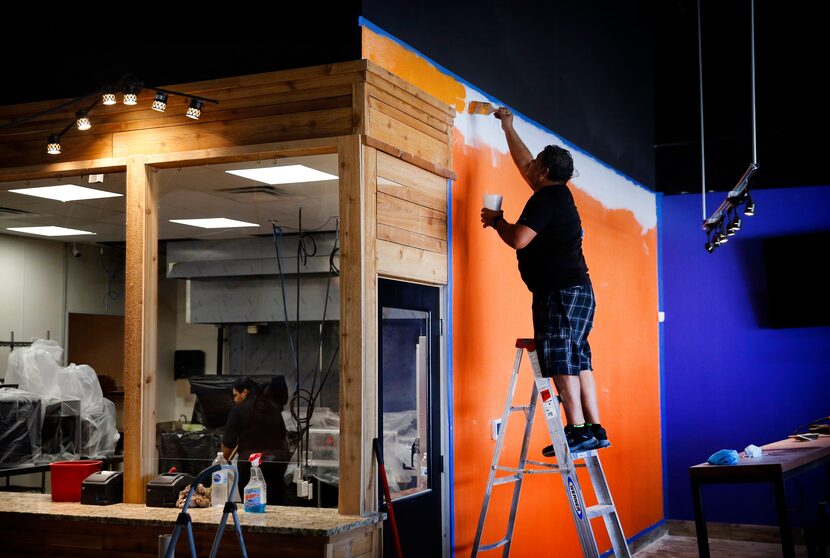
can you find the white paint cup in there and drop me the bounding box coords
[483,193,503,211]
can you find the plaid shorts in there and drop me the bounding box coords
[531,281,595,377]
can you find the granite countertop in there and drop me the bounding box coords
[0,493,380,536]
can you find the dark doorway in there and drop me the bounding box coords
[378,278,444,556]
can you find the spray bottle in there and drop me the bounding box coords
[243,452,267,513]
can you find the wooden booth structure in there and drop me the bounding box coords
[0,60,454,555]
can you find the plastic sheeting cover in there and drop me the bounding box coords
[3,340,119,461]
[0,389,43,465]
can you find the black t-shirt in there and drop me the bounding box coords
[515,184,589,293]
[222,398,288,461]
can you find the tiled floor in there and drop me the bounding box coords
[634,534,809,557]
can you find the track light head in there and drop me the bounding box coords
[102,92,117,105]
[75,110,91,131]
[122,84,140,105]
[151,91,168,112]
[744,196,756,217]
[186,98,203,120]
[46,134,61,155]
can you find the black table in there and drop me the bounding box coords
[0,455,124,493]
[689,436,830,558]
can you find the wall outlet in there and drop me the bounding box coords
[491,418,502,440]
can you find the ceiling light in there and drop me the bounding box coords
[169,218,259,229]
[151,91,168,112]
[744,194,756,216]
[123,84,139,105]
[186,99,203,120]
[226,165,338,184]
[46,134,61,155]
[75,110,91,131]
[102,92,117,105]
[7,226,96,237]
[10,184,123,202]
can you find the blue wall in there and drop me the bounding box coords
[662,184,830,525]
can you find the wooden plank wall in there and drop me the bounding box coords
[363,62,453,286]
[0,62,365,168]
[376,152,448,284]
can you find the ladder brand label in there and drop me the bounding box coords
[540,389,552,402]
[568,477,583,519]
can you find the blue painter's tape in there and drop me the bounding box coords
[446,178,456,553]
[599,519,666,558]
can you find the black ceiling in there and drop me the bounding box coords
[654,0,830,194]
[2,1,827,195]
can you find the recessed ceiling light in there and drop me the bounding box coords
[7,226,96,237]
[226,165,337,185]
[10,185,123,203]
[169,218,259,229]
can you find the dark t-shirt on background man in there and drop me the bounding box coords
[516,184,589,293]
[222,398,288,461]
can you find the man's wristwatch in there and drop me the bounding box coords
[492,215,504,228]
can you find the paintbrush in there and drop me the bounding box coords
[468,101,497,115]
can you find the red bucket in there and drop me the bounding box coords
[50,460,102,502]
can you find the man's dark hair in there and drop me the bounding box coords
[541,145,574,182]
[233,376,258,394]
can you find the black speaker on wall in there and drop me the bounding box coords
[174,350,205,379]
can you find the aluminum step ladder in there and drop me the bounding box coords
[470,338,631,558]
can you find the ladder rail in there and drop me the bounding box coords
[586,454,631,557]
[470,347,526,557]
[499,376,538,557]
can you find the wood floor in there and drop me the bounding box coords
[634,534,809,557]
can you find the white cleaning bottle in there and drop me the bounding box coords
[211,452,229,507]
[244,452,267,513]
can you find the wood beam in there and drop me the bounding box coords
[123,156,158,503]
[0,157,126,183]
[144,137,340,168]
[337,136,378,516]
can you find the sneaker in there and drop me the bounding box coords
[591,424,611,449]
[542,425,599,457]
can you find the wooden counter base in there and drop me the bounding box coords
[0,494,381,557]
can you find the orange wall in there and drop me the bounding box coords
[363,25,662,557]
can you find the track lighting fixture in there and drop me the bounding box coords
[151,92,168,112]
[46,134,61,155]
[698,0,760,253]
[186,99,203,120]
[0,74,221,157]
[75,110,91,131]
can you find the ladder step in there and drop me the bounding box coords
[586,504,616,519]
[524,459,560,469]
[480,538,511,551]
[510,405,531,413]
[493,474,520,486]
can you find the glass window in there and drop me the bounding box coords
[0,172,126,486]
[381,307,431,499]
[154,155,341,508]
